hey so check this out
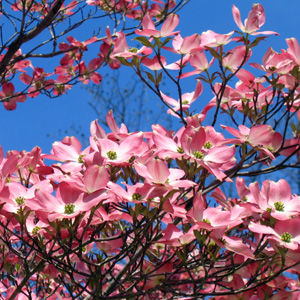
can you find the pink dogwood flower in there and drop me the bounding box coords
[200,30,234,47]
[152,130,184,160]
[249,218,300,250]
[248,179,300,220]
[180,50,213,78]
[27,182,105,222]
[43,136,90,174]
[160,224,195,247]
[95,132,143,165]
[180,126,236,181]
[222,46,252,72]
[222,124,274,147]
[78,58,103,84]
[160,80,203,116]
[286,37,300,65]
[107,182,166,204]
[250,47,294,75]
[0,82,26,111]
[135,13,179,38]
[19,67,55,98]
[232,4,278,36]
[135,157,195,189]
[188,193,242,234]
[111,32,152,59]
[163,33,201,54]
[141,56,167,70]
[0,180,53,215]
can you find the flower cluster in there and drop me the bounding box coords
[2,2,300,299]
[0,109,299,299]
[0,0,176,110]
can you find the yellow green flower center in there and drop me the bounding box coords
[193,151,204,159]
[281,232,292,243]
[177,146,184,154]
[78,154,86,163]
[204,141,213,149]
[107,150,117,160]
[32,226,41,235]
[15,196,25,205]
[64,203,75,214]
[132,193,142,201]
[129,47,138,53]
[274,201,285,212]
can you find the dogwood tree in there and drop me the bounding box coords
[1,2,300,300]
[0,0,186,109]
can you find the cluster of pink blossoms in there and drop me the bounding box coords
[3,2,300,299]
[0,0,177,110]
[0,110,299,299]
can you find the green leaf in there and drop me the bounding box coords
[15,264,21,271]
[153,37,162,48]
[292,121,297,135]
[117,57,132,67]
[205,47,222,61]
[129,206,136,221]
[145,71,155,84]
[161,37,174,47]
[290,65,300,78]
[194,229,202,242]
[156,72,163,85]
[134,36,154,48]
[132,56,140,67]
[249,36,267,48]
[148,207,158,219]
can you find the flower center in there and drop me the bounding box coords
[32,226,41,235]
[129,47,138,53]
[203,218,211,225]
[204,141,213,149]
[15,196,25,205]
[107,150,117,160]
[132,193,142,201]
[177,146,184,154]
[193,151,204,159]
[78,154,86,163]
[274,201,285,212]
[281,232,292,243]
[64,203,75,214]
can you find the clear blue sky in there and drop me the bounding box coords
[1,1,299,154]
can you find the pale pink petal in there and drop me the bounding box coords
[147,158,170,183]
[84,165,109,193]
[160,14,179,37]
[287,38,300,64]
[222,236,254,259]
[232,5,244,32]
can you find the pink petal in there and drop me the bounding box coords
[147,158,170,183]
[84,165,109,193]
[2,82,15,95]
[232,5,244,32]
[160,14,179,37]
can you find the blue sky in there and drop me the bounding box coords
[1,1,299,154]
